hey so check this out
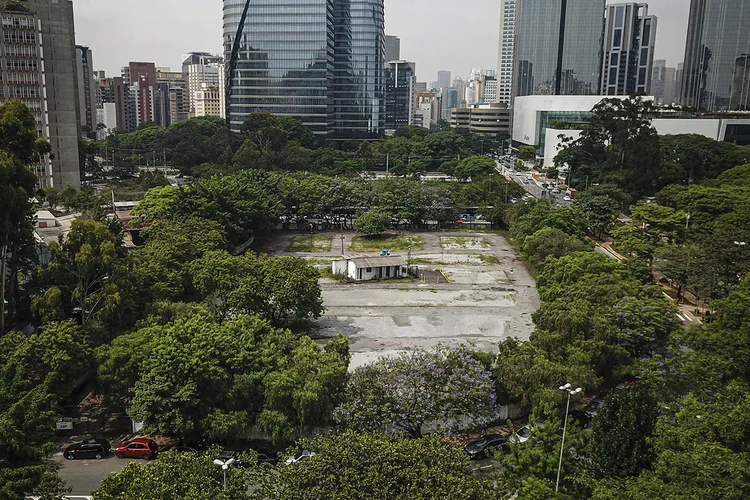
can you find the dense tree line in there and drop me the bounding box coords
[556,97,750,200]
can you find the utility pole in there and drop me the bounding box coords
[386,153,389,175]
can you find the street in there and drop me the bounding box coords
[495,158,572,207]
[51,452,139,496]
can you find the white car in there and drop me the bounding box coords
[563,195,572,201]
[509,425,532,444]
[285,449,315,465]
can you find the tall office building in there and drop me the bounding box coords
[513,0,605,98]
[224,0,385,140]
[682,0,750,111]
[76,46,96,132]
[651,59,678,105]
[437,70,452,90]
[331,0,385,140]
[0,0,81,187]
[497,0,516,105]
[156,67,190,126]
[384,60,416,132]
[385,35,400,62]
[600,3,656,95]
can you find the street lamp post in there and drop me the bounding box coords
[213,458,236,491]
[556,383,582,493]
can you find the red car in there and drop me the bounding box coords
[115,438,158,460]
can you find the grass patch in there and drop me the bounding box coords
[441,236,492,249]
[478,254,500,265]
[319,269,346,282]
[306,257,338,267]
[349,234,423,252]
[286,235,333,253]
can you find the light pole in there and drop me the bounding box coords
[556,383,582,493]
[213,458,236,491]
[735,241,747,247]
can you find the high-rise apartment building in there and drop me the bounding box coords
[224,0,385,141]
[0,0,81,187]
[600,3,656,95]
[385,35,400,62]
[682,0,750,111]
[182,52,223,117]
[384,60,416,132]
[497,0,516,105]
[156,67,189,126]
[75,45,96,132]
[513,0,605,98]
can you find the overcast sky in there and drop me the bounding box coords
[75,0,689,82]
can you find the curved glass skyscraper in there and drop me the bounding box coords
[682,0,750,111]
[223,0,384,140]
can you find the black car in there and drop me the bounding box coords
[218,450,279,467]
[584,398,604,418]
[81,438,112,453]
[571,410,593,429]
[463,434,508,460]
[64,441,108,460]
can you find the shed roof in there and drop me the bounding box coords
[36,210,56,220]
[346,255,407,268]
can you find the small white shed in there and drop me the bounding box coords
[332,255,408,281]
[35,210,57,229]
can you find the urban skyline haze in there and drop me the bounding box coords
[75,0,689,81]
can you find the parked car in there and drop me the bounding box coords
[80,438,112,453]
[571,410,593,429]
[162,444,199,454]
[217,450,279,467]
[115,438,158,460]
[584,398,604,419]
[285,448,315,465]
[463,434,508,460]
[508,425,532,444]
[563,195,572,201]
[64,441,108,460]
[552,188,561,194]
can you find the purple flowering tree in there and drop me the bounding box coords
[334,346,497,438]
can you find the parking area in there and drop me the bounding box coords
[279,231,539,368]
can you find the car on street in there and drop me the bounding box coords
[115,438,158,460]
[64,441,108,460]
[285,448,315,465]
[552,188,561,194]
[80,438,112,454]
[571,410,593,429]
[463,434,508,460]
[563,195,572,201]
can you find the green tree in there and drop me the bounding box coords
[0,100,50,334]
[575,194,620,239]
[521,227,590,270]
[517,145,537,161]
[259,432,494,500]
[353,209,391,235]
[93,450,257,500]
[335,346,496,438]
[130,185,180,224]
[590,383,659,479]
[454,155,497,181]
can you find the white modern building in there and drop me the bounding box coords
[513,95,750,166]
[95,103,117,139]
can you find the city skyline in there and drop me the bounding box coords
[75,0,689,82]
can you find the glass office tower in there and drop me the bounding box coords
[682,0,750,111]
[513,0,605,98]
[331,0,385,141]
[223,0,335,135]
[224,0,385,140]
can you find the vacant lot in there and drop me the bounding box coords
[285,235,333,253]
[273,231,540,369]
[349,234,424,252]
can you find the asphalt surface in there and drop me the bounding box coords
[51,452,142,496]
[496,159,573,206]
[313,232,540,368]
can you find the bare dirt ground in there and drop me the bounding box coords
[272,231,539,369]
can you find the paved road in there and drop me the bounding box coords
[496,159,572,207]
[52,453,141,496]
